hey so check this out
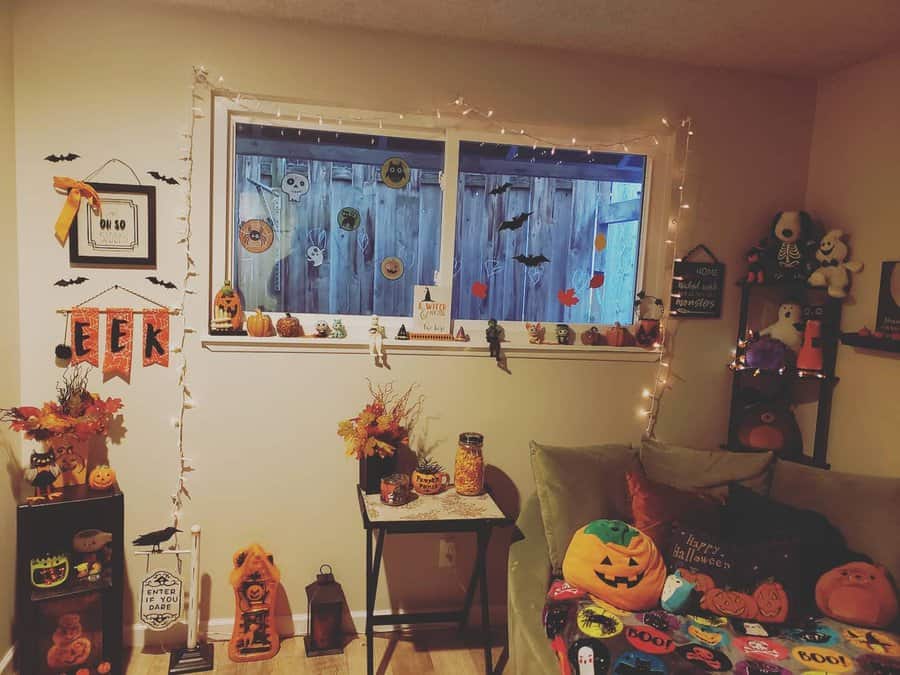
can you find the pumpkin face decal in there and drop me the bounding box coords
[700,588,759,619]
[88,464,116,490]
[562,519,666,611]
[753,580,789,623]
[816,562,899,628]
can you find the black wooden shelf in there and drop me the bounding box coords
[840,333,900,353]
[30,576,113,603]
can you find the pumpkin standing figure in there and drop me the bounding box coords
[211,280,244,332]
[229,543,281,663]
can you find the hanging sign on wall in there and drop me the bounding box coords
[413,285,451,334]
[140,569,183,631]
[876,261,900,334]
[670,244,725,318]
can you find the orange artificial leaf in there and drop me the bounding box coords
[589,272,605,288]
[557,288,579,307]
[471,281,488,299]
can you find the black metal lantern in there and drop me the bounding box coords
[305,564,346,656]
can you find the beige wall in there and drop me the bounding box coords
[10,0,817,638]
[0,0,19,662]
[805,51,900,477]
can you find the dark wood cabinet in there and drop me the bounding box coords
[15,482,124,675]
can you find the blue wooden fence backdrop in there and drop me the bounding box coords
[451,173,643,324]
[233,154,442,316]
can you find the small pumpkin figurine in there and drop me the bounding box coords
[815,562,899,628]
[562,519,666,611]
[605,322,635,347]
[276,313,302,337]
[246,307,275,337]
[212,280,244,331]
[700,588,758,620]
[88,464,116,491]
[753,580,789,623]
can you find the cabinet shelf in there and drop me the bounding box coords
[840,333,900,353]
[31,576,113,603]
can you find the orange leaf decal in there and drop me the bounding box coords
[471,281,488,299]
[557,288,579,307]
[589,272,605,288]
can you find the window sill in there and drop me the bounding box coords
[200,336,662,362]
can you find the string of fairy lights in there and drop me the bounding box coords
[164,66,697,517]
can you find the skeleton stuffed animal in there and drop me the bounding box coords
[760,302,804,352]
[808,229,863,298]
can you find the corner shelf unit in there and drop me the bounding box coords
[15,482,124,675]
[725,282,842,470]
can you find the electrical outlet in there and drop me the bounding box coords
[438,539,456,568]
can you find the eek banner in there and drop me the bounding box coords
[142,309,170,367]
[103,308,134,380]
[70,307,100,366]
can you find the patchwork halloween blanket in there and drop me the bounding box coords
[544,580,900,674]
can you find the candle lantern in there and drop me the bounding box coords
[305,564,347,657]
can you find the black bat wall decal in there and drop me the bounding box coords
[513,254,550,267]
[44,153,80,162]
[146,276,177,289]
[54,276,89,287]
[499,211,533,232]
[489,182,513,195]
[147,171,179,185]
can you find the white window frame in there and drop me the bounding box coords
[208,94,674,356]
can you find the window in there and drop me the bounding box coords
[451,142,646,324]
[232,123,444,316]
[219,103,652,336]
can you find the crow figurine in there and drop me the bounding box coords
[133,526,181,553]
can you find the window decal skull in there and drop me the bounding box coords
[281,172,309,201]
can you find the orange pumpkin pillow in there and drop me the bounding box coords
[562,519,667,612]
[625,469,722,553]
[815,562,899,628]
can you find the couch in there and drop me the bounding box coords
[507,440,900,675]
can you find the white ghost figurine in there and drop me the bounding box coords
[760,302,804,351]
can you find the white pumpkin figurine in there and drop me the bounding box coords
[760,302,804,352]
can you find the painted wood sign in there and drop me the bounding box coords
[140,569,183,631]
[670,244,725,318]
[413,285,451,334]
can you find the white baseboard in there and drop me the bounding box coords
[128,605,507,647]
[0,645,14,674]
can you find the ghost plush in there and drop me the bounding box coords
[661,570,695,614]
[759,302,804,352]
[808,229,863,298]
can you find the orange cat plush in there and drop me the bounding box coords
[815,562,898,628]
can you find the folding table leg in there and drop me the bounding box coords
[479,526,493,675]
[366,528,386,675]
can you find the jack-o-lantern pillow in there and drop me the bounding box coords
[562,519,666,611]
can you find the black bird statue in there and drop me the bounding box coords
[132,526,181,553]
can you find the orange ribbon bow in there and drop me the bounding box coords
[53,176,102,245]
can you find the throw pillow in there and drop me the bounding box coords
[530,442,639,572]
[625,468,722,554]
[640,439,774,497]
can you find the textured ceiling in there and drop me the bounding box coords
[148,0,900,76]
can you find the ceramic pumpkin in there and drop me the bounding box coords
[246,308,275,337]
[562,519,666,611]
[605,322,635,347]
[276,313,302,337]
[753,580,789,623]
[700,588,758,619]
[212,280,244,331]
[815,562,899,628]
[88,464,116,490]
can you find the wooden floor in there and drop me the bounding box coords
[125,631,507,674]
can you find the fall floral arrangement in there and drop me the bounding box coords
[338,381,422,460]
[0,365,123,443]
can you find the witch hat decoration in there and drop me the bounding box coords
[396,324,410,340]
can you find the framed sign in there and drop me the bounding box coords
[670,244,725,318]
[876,261,900,334]
[69,182,156,267]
